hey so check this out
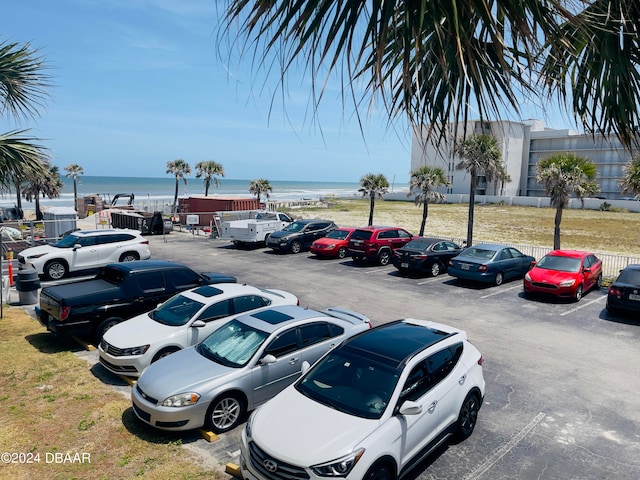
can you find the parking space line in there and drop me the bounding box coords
[480,284,522,299]
[560,294,607,316]
[417,277,441,285]
[463,412,546,480]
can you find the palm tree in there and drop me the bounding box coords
[64,164,84,211]
[455,134,502,246]
[22,163,63,221]
[359,173,389,226]
[195,161,225,196]
[248,178,273,205]
[0,41,50,196]
[536,153,600,250]
[408,166,450,236]
[166,159,191,218]
[220,2,640,153]
[619,155,640,200]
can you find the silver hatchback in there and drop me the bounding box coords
[131,305,371,433]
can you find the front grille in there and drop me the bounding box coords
[531,282,558,290]
[248,441,309,480]
[100,339,128,357]
[136,384,159,405]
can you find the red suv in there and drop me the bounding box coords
[347,226,414,265]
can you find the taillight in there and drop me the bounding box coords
[449,260,454,266]
[414,255,428,260]
[141,240,149,244]
[478,265,488,272]
[60,306,71,321]
[608,286,622,298]
[478,355,484,366]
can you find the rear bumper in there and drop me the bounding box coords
[37,309,93,337]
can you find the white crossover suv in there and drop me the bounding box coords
[240,318,485,480]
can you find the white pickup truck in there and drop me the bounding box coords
[220,211,294,246]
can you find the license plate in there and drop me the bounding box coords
[461,264,470,270]
[401,263,408,268]
[629,293,640,301]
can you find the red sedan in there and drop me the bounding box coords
[523,249,603,302]
[310,227,355,259]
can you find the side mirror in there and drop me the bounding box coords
[260,354,276,365]
[583,267,591,274]
[191,320,206,328]
[73,243,82,250]
[301,360,311,375]
[398,400,423,416]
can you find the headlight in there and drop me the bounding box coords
[524,272,531,281]
[327,244,336,249]
[311,449,365,477]
[559,279,576,287]
[27,253,47,260]
[120,345,150,356]
[245,411,255,437]
[162,392,200,407]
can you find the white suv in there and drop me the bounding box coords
[17,229,151,280]
[240,319,485,480]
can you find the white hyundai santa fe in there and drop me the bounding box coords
[240,318,485,480]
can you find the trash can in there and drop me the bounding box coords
[15,267,41,305]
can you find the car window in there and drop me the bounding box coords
[78,236,98,247]
[427,343,463,385]
[137,271,166,293]
[300,322,333,347]
[169,269,202,289]
[351,230,373,241]
[584,255,597,268]
[433,242,446,251]
[378,230,398,239]
[97,233,134,245]
[399,361,431,402]
[233,295,271,313]
[398,229,411,239]
[499,249,513,260]
[263,328,299,357]
[153,295,206,326]
[508,248,523,258]
[199,299,233,322]
[328,323,345,337]
[446,242,460,251]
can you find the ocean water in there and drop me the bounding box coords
[1,176,409,211]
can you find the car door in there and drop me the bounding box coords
[70,236,100,271]
[508,248,533,277]
[497,247,519,280]
[582,255,600,289]
[95,233,126,265]
[303,222,329,247]
[297,321,343,366]
[250,327,302,406]
[424,343,467,430]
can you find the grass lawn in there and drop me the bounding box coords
[0,308,222,480]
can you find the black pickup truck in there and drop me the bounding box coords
[37,260,236,341]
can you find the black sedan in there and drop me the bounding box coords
[392,237,463,276]
[606,264,640,315]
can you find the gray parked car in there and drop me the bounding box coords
[131,305,371,433]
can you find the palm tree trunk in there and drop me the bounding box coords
[205,180,210,197]
[368,193,375,226]
[466,171,477,246]
[554,206,563,250]
[420,200,428,236]
[172,178,179,217]
[73,178,78,212]
[35,193,43,221]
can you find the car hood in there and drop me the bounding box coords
[251,386,378,466]
[529,267,577,284]
[268,231,294,240]
[136,347,234,398]
[312,237,339,246]
[18,244,60,257]
[102,313,181,348]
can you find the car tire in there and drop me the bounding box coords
[337,247,347,259]
[455,392,480,441]
[206,392,245,433]
[594,273,603,290]
[363,463,393,480]
[378,250,391,266]
[574,284,583,302]
[290,241,302,254]
[430,262,442,277]
[44,260,68,280]
[119,252,139,262]
[96,318,121,341]
[151,347,180,363]
[495,272,504,286]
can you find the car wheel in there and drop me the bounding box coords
[290,240,302,254]
[206,392,245,433]
[337,246,347,259]
[430,262,442,277]
[119,252,139,262]
[97,318,121,341]
[574,284,583,302]
[44,260,67,280]
[456,392,480,440]
[151,347,180,363]
[495,272,504,286]
[363,463,393,480]
[378,250,391,266]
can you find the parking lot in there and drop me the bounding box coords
[30,231,640,479]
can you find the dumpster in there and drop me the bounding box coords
[15,267,41,305]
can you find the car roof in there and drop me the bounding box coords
[469,243,508,251]
[292,218,332,224]
[235,305,329,333]
[339,319,460,369]
[355,226,403,231]
[178,283,266,301]
[72,229,139,236]
[104,260,191,273]
[546,250,592,258]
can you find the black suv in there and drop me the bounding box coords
[266,219,337,254]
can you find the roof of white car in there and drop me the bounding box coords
[177,283,283,302]
[70,228,140,236]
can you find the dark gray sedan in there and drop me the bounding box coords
[131,305,371,433]
[448,243,536,286]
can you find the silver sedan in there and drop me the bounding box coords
[131,305,371,433]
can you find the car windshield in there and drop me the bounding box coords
[404,239,434,250]
[196,320,269,368]
[256,212,277,220]
[326,229,350,240]
[283,221,306,233]
[461,247,497,260]
[351,230,373,241]
[616,268,640,285]
[537,255,582,273]
[53,235,82,248]
[296,348,400,420]
[150,294,205,326]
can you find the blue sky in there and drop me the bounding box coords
[2,0,575,184]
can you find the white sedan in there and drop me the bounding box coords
[98,283,298,377]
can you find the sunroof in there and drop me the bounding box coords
[192,285,224,297]
[251,309,294,324]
